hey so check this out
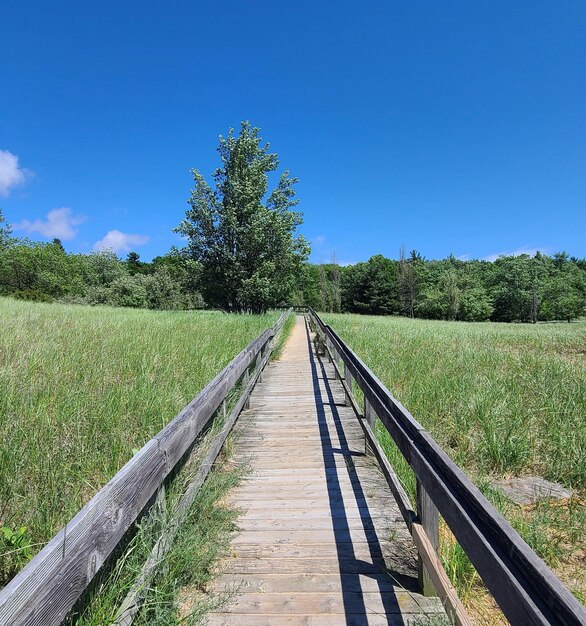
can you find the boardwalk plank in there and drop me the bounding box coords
[208,316,444,625]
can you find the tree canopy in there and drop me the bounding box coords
[175,122,309,313]
[296,252,586,323]
[1,177,585,322]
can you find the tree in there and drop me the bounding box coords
[442,269,460,320]
[318,264,329,311]
[490,255,534,322]
[0,209,13,251]
[458,287,493,321]
[541,265,586,322]
[126,251,143,275]
[175,122,309,313]
[52,238,65,252]
[343,255,399,315]
[398,245,419,318]
[330,252,341,313]
[293,263,321,309]
[0,240,83,300]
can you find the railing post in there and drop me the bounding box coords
[313,334,320,356]
[363,397,376,456]
[343,362,353,406]
[331,344,339,378]
[258,345,265,382]
[417,479,440,597]
[243,367,250,409]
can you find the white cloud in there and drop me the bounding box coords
[14,207,86,240]
[457,254,470,261]
[484,246,544,263]
[0,150,30,196]
[312,235,326,246]
[93,230,150,254]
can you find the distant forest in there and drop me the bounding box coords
[1,209,585,322]
[297,250,586,323]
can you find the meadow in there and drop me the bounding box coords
[322,313,586,615]
[0,298,278,585]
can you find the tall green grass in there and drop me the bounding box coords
[322,313,586,605]
[322,313,586,487]
[0,298,278,584]
[70,424,244,626]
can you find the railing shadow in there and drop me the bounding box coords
[304,319,414,625]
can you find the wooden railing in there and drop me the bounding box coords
[0,309,291,626]
[307,307,585,626]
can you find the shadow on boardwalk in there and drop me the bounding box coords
[208,315,444,625]
[306,319,414,625]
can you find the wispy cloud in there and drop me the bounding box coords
[93,230,149,254]
[312,235,326,246]
[0,150,30,196]
[483,246,545,262]
[457,254,470,261]
[14,207,86,240]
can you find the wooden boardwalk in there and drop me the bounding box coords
[207,316,445,625]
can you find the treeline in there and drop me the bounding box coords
[296,251,586,323]
[2,210,585,322]
[0,211,202,310]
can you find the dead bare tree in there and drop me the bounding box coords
[398,245,418,318]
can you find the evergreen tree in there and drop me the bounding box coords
[52,238,65,252]
[126,251,142,275]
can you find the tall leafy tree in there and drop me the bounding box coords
[343,255,399,315]
[175,122,309,313]
[490,255,534,322]
[541,262,586,322]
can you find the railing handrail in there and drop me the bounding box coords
[0,309,291,626]
[307,307,585,626]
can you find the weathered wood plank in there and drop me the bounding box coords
[227,542,417,564]
[214,316,444,624]
[235,516,402,532]
[223,557,410,576]
[205,615,439,626]
[0,440,167,626]
[214,591,443,614]
[211,572,410,593]
[310,308,586,625]
[417,480,440,597]
[229,528,395,546]
[412,522,472,626]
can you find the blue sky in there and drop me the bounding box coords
[1,1,585,263]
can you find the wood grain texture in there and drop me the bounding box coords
[416,480,439,597]
[309,308,586,626]
[412,523,473,626]
[209,316,444,625]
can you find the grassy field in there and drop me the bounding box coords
[322,313,586,616]
[0,298,278,585]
